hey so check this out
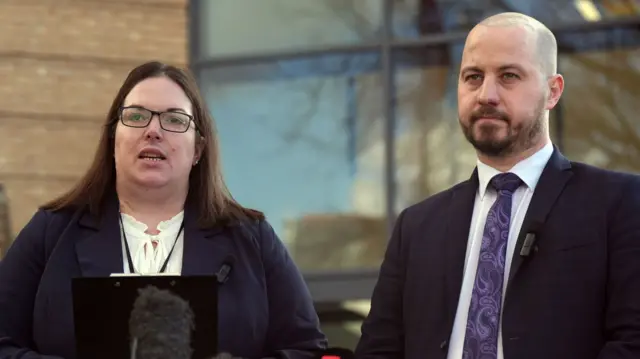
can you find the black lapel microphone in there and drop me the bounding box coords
[128,285,195,359]
[216,255,236,284]
[520,221,543,257]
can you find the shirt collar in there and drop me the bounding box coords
[477,142,554,200]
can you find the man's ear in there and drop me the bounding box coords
[545,74,564,110]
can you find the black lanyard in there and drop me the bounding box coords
[118,214,184,274]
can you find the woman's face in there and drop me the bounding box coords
[114,76,201,191]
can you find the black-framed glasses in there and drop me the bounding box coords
[119,106,197,133]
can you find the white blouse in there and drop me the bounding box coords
[119,211,185,275]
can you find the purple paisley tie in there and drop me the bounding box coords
[462,172,522,359]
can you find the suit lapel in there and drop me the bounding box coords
[74,192,236,277]
[180,202,235,276]
[444,169,479,323]
[507,148,573,286]
[75,193,124,277]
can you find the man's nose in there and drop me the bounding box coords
[477,78,500,106]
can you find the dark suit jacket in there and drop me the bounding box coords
[355,149,640,359]
[0,195,327,359]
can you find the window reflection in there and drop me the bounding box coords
[560,47,640,171]
[393,45,478,210]
[392,0,640,38]
[196,0,383,59]
[201,53,388,271]
[318,300,369,350]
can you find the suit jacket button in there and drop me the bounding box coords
[440,340,448,349]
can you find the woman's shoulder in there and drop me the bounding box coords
[18,205,86,246]
[224,218,284,253]
[33,205,82,227]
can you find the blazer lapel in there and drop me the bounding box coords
[444,169,479,324]
[74,192,237,277]
[75,194,124,277]
[507,148,573,287]
[180,203,236,276]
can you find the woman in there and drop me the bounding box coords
[0,61,327,359]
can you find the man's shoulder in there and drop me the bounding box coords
[570,160,640,190]
[402,180,472,218]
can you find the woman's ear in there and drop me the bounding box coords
[193,136,204,166]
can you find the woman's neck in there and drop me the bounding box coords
[117,183,187,233]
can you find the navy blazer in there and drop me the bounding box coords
[0,195,327,359]
[356,148,640,359]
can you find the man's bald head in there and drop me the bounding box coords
[457,12,564,162]
[471,12,557,76]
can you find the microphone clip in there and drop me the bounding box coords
[216,262,233,284]
[519,232,537,257]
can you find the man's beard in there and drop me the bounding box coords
[460,103,544,157]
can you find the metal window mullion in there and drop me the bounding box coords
[382,0,397,235]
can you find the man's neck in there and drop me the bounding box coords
[117,182,187,233]
[478,138,550,172]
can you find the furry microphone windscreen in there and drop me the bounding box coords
[128,285,195,359]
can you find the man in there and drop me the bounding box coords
[355,12,640,359]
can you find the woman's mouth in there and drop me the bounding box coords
[138,152,166,162]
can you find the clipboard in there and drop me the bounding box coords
[72,275,218,359]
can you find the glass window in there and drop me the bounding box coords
[392,0,640,38]
[559,44,640,172]
[200,53,389,271]
[393,44,478,210]
[195,0,383,59]
[318,300,369,350]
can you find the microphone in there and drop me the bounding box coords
[520,221,542,257]
[128,285,195,359]
[216,255,235,284]
[315,347,355,359]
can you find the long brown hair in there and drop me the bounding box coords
[42,61,264,227]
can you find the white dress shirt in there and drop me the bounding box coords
[119,211,185,275]
[446,142,554,359]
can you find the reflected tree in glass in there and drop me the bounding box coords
[561,46,640,172]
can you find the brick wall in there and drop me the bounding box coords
[0,0,188,243]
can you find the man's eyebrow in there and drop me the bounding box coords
[460,66,482,77]
[498,64,526,73]
[460,64,527,77]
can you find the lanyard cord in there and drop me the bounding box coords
[118,214,184,274]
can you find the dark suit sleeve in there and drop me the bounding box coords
[355,209,407,359]
[598,176,640,358]
[0,210,64,359]
[258,220,328,359]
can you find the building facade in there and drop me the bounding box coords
[0,0,188,245]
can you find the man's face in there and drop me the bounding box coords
[457,25,553,157]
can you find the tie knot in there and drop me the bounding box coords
[490,172,522,193]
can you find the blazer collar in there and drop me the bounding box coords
[506,146,572,287]
[75,191,234,277]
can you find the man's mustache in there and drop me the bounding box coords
[470,106,509,123]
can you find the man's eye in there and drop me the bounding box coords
[465,74,482,82]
